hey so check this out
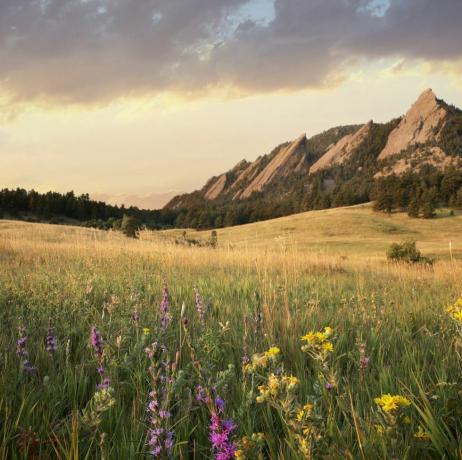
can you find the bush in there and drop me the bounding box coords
[386,240,433,265]
[120,214,142,238]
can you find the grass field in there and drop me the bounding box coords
[162,203,462,259]
[1,206,462,459]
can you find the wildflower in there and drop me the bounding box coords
[325,382,333,391]
[132,310,140,322]
[97,378,111,390]
[90,327,104,358]
[16,327,37,373]
[256,372,299,404]
[194,287,206,323]
[160,283,172,330]
[45,327,57,355]
[414,426,431,441]
[264,347,281,358]
[374,394,411,413]
[359,355,370,369]
[301,327,334,359]
[215,396,226,413]
[209,412,237,460]
[81,386,116,428]
[143,327,151,336]
[145,346,177,458]
[447,299,462,325]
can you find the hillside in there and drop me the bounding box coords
[159,203,462,259]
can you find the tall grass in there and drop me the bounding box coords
[0,221,461,459]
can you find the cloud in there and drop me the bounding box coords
[0,0,461,108]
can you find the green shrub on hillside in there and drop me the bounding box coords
[387,240,433,265]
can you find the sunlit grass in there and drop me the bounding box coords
[0,216,461,459]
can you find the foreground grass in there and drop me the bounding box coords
[0,219,461,459]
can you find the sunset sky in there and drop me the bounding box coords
[1,0,462,208]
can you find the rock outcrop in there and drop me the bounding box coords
[239,134,307,198]
[378,89,447,160]
[310,121,373,174]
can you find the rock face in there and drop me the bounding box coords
[310,121,373,174]
[204,174,227,200]
[375,147,462,177]
[378,89,447,160]
[239,134,307,198]
[164,88,462,211]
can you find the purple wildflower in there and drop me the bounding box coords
[209,411,237,460]
[90,327,104,357]
[146,391,175,457]
[16,336,28,359]
[215,396,225,413]
[97,378,111,390]
[360,355,370,369]
[45,327,57,355]
[132,310,140,323]
[194,287,206,323]
[16,328,37,374]
[325,382,333,391]
[159,284,172,330]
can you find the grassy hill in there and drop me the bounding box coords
[161,203,462,259]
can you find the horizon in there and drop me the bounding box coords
[1,0,462,208]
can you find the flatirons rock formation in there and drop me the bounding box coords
[310,121,373,174]
[165,89,461,211]
[378,89,447,160]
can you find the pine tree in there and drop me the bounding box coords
[407,196,420,218]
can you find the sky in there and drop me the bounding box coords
[1,0,462,209]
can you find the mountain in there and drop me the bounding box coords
[166,125,360,209]
[165,89,462,228]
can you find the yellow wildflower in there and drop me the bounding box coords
[264,347,281,358]
[142,327,150,335]
[301,332,317,343]
[414,426,431,441]
[296,409,305,422]
[446,298,462,324]
[374,394,411,413]
[322,341,334,352]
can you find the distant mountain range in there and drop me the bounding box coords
[165,89,462,227]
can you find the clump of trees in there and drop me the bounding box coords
[386,240,433,265]
[373,166,462,218]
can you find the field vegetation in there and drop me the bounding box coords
[1,206,462,459]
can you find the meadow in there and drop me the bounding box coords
[1,206,462,459]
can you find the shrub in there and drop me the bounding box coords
[120,214,141,238]
[386,240,433,265]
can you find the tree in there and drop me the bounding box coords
[421,191,436,219]
[407,196,420,218]
[209,230,218,248]
[120,214,141,238]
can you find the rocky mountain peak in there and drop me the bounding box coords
[378,88,447,160]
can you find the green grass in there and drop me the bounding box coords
[0,210,462,459]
